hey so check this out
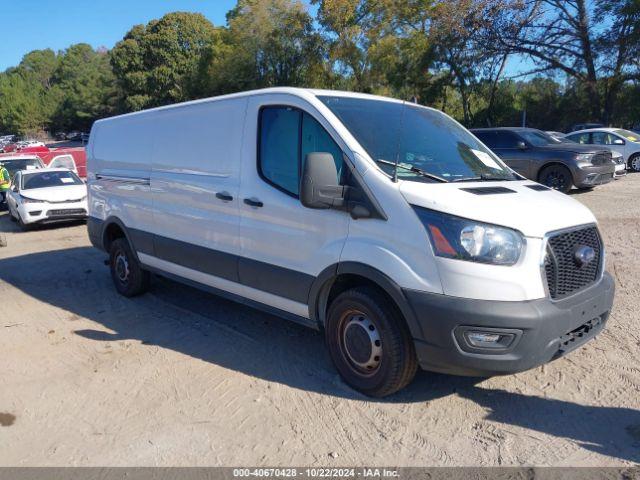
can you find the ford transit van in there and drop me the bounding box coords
[87,88,614,397]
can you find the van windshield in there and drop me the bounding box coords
[318,96,517,183]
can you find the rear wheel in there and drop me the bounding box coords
[109,237,150,297]
[539,164,573,193]
[629,154,640,172]
[325,287,417,397]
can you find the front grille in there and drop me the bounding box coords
[46,208,86,217]
[592,152,612,165]
[544,225,602,299]
[552,315,606,359]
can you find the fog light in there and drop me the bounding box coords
[467,332,501,346]
[464,331,515,349]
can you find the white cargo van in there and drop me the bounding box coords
[87,88,614,397]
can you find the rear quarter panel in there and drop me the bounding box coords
[87,115,153,234]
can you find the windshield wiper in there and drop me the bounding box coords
[376,159,448,183]
[452,175,514,183]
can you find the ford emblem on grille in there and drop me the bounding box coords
[574,245,596,267]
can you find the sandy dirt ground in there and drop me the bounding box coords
[1,175,639,467]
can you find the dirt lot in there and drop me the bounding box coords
[1,175,639,467]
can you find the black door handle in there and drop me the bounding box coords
[216,191,233,201]
[243,197,264,208]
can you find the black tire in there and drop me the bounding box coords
[629,154,640,172]
[538,164,573,193]
[109,237,150,297]
[325,287,418,397]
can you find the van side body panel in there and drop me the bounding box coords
[149,97,248,282]
[88,116,154,237]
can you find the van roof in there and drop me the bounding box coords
[93,87,406,124]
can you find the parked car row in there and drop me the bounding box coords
[0,153,88,229]
[54,131,89,142]
[1,139,46,153]
[470,126,635,193]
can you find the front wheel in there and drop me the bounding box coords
[325,287,417,397]
[629,154,640,172]
[538,164,573,193]
[109,237,150,297]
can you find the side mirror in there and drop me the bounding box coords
[613,138,625,145]
[300,152,345,210]
[516,141,527,150]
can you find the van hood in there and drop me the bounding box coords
[400,180,596,238]
[21,184,87,202]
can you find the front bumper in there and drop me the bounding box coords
[404,272,615,376]
[614,163,627,177]
[573,164,615,187]
[21,203,88,225]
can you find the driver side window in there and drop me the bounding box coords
[258,106,344,197]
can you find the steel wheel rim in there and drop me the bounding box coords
[632,157,640,172]
[115,251,130,283]
[339,310,382,376]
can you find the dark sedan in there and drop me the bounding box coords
[471,128,615,193]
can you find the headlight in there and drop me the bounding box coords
[20,195,44,204]
[575,153,594,164]
[413,207,524,265]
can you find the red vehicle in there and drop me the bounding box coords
[0,146,86,178]
[1,143,17,153]
[19,144,50,154]
[40,147,87,178]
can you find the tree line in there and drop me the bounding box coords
[1,0,638,137]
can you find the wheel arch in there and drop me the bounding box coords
[628,152,640,170]
[537,161,574,182]
[98,216,147,264]
[308,262,424,340]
